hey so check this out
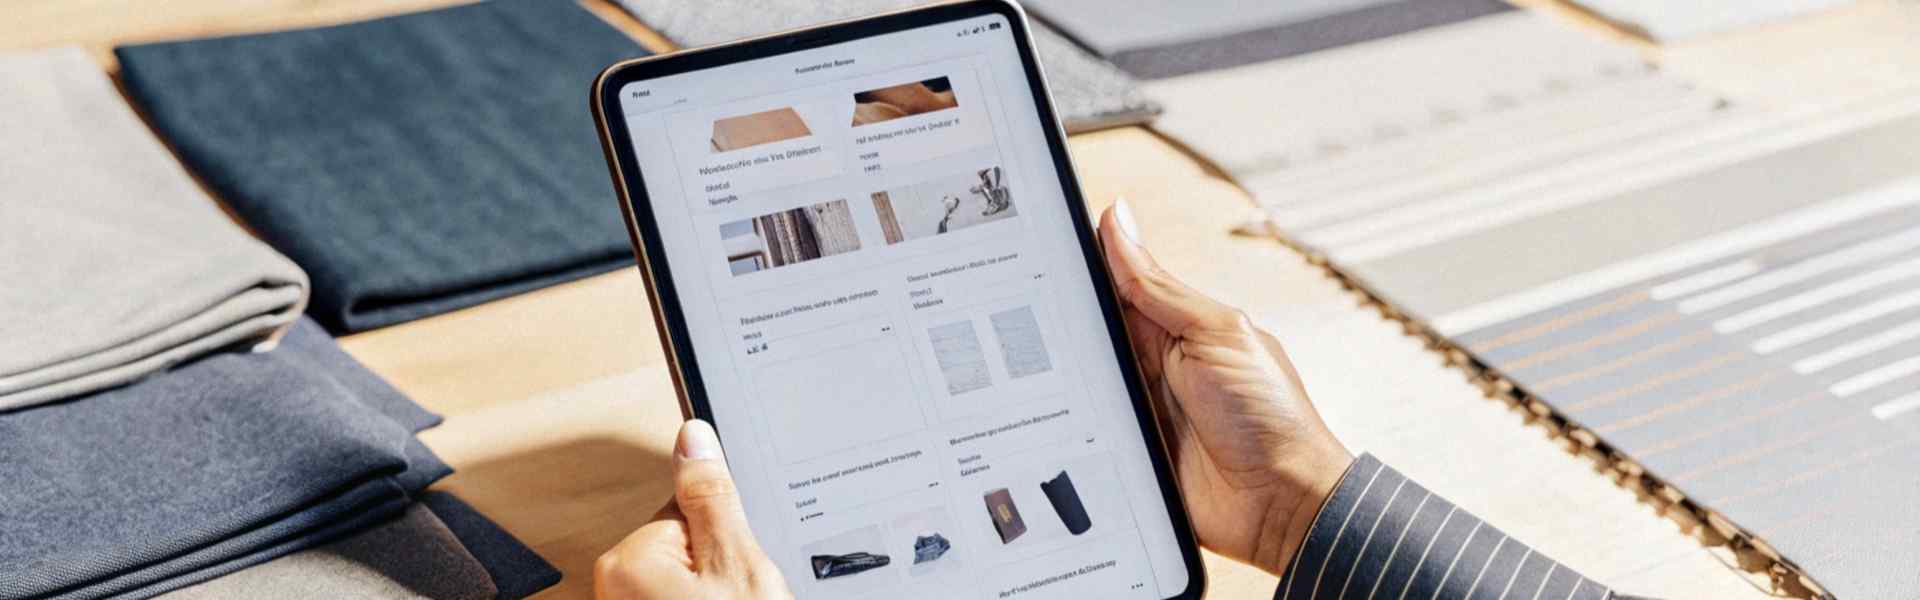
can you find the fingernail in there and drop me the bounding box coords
[1115,197,1142,246]
[681,419,723,461]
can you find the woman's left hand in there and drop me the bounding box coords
[595,420,794,600]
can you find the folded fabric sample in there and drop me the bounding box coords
[1567,0,1855,41]
[115,0,648,334]
[1021,0,1512,79]
[0,318,451,600]
[1346,116,1920,600]
[612,0,1160,132]
[421,492,564,600]
[0,46,308,411]
[1130,5,1733,257]
[161,503,498,600]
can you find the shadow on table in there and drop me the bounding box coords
[428,436,676,598]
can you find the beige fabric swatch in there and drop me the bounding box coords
[0,46,307,411]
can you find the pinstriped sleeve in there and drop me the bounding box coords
[1272,454,1637,600]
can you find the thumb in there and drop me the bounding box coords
[672,419,759,572]
[1099,199,1245,338]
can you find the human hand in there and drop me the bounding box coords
[1098,199,1354,577]
[595,420,793,600]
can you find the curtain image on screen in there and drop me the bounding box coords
[928,319,993,395]
[721,199,862,276]
[990,305,1052,379]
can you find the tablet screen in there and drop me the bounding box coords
[609,9,1194,598]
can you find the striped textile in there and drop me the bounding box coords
[1276,455,1627,600]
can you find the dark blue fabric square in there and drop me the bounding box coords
[116,0,649,333]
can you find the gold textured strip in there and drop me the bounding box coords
[1594,371,1780,435]
[1501,310,1684,372]
[1471,290,1649,353]
[1558,344,1737,409]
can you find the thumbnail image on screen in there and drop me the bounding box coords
[852,77,958,126]
[721,199,861,276]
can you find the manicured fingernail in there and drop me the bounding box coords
[1115,197,1142,245]
[681,419,723,461]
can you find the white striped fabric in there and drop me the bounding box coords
[1274,454,1633,600]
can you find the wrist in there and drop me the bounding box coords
[1254,445,1354,577]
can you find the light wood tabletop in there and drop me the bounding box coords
[17,1,1898,598]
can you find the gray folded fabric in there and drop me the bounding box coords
[1566,0,1854,41]
[0,318,451,600]
[0,46,308,411]
[423,492,564,600]
[114,0,647,334]
[161,504,498,600]
[1024,0,1511,79]
[613,0,1160,132]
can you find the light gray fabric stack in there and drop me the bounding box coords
[161,505,497,600]
[0,46,308,411]
[613,0,1159,132]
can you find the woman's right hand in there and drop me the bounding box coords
[1099,200,1354,577]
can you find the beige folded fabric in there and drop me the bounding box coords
[161,504,498,600]
[0,46,307,411]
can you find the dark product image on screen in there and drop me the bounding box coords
[984,487,1027,543]
[912,533,952,564]
[810,552,891,580]
[1041,470,1092,535]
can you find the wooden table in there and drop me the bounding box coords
[12,1,1863,597]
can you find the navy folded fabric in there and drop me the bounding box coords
[0,319,451,600]
[423,492,564,599]
[115,0,649,334]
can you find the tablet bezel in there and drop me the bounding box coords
[590,3,1205,597]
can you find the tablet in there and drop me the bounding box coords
[591,2,1203,597]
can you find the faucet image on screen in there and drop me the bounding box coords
[970,166,1011,216]
[1040,470,1091,535]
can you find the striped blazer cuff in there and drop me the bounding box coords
[1273,454,1625,600]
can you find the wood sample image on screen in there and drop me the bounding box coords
[719,199,860,276]
[852,76,957,126]
[710,107,812,152]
